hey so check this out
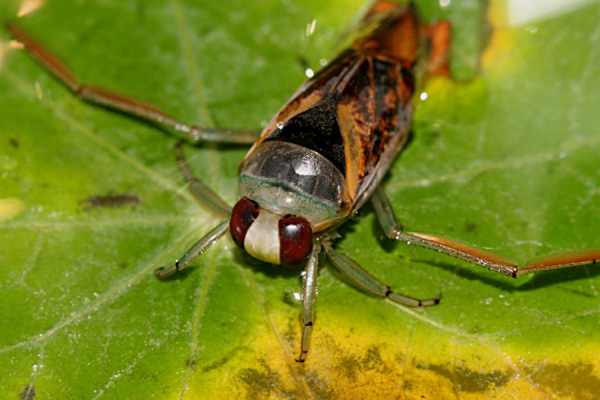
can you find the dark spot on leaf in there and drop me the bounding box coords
[337,345,388,380]
[239,361,281,392]
[238,359,300,399]
[82,193,141,209]
[412,120,440,146]
[201,347,243,372]
[422,129,441,146]
[394,352,405,364]
[417,363,512,392]
[528,363,600,399]
[9,138,19,148]
[361,346,385,371]
[304,371,334,399]
[20,384,35,400]
[201,357,227,373]
[283,316,296,344]
[338,354,360,380]
[464,222,477,232]
[546,161,558,175]
[134,1,146,19]
[185,357,197,370]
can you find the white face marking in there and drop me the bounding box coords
[244,209,280,265]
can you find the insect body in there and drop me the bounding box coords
[8,1,600,362]
[231,5,419,267]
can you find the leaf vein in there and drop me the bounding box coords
[0,224,202,356]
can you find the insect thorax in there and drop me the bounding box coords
[239,141,345,226]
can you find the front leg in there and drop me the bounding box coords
[154,220,229,280]
[296,240,322,363]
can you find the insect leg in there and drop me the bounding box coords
[372,187,520,276]
[175,141,230,217]
[512,252,600,277]
[296,240,322,363]
[372,188,600,277]
[154,220,229,280]
[323,242,439,307]
[6,23,258,145]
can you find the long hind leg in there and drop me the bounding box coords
[6,23,250,279]
[372,187,600,277]
[7,22,258,144]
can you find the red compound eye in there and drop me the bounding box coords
[230,197,259,247]
[279,215,313,265]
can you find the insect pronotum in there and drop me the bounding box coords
[8,1,600,362]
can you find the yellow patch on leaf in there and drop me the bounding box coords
[0,198,25,222]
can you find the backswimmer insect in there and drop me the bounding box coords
[8,1,600,362]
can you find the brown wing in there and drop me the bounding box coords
[338,3,419,208]
[336,54,415,207]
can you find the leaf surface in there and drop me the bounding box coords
[1,0,600,398]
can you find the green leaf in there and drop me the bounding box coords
[2,0,600,398]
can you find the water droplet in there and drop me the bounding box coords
[283,289,303,304]
[419,92,429,101]
[292,291,303,302]
[439,0,451,7]
[305,68,315,78]
[305,19,317,37]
